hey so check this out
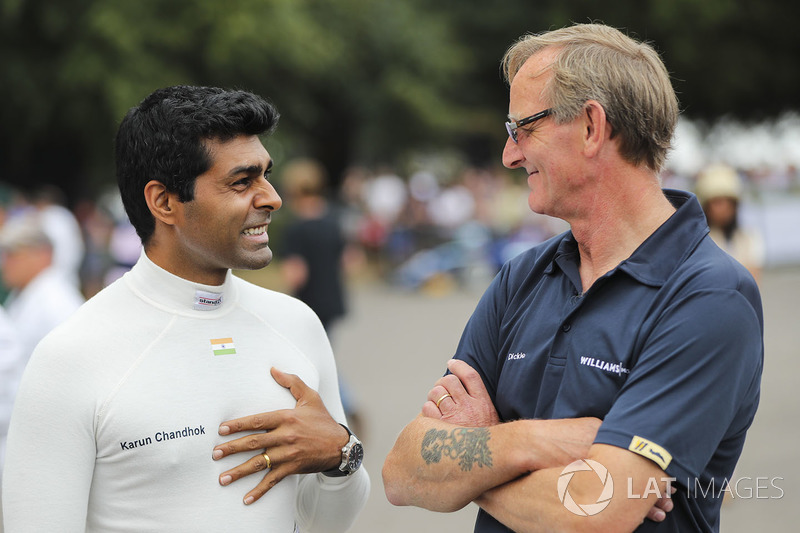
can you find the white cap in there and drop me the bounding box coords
[0,214,53,252]
[695,164,742,203]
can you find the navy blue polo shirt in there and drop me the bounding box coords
[454,190,763,532]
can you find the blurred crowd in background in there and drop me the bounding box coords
[0,184,140,302]
[0,153,795,306]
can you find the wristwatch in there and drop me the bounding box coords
[322,424,364,477]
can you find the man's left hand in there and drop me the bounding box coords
[422,359,501,427]
[212,367,349,505]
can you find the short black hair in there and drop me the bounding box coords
[115,86,279,244]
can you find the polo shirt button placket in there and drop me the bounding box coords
[561,323,571,332]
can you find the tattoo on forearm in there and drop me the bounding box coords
[421,428,493,471]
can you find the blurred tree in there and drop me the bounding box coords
[0,0,471,198]
[0,0,797,202]
[439,0,800,122]
[195,0,473,183]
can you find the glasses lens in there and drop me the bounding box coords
[505,122,517,143]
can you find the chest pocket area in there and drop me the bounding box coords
[532,357,567,419]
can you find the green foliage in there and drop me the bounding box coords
[0,0,474,196]
[0,0,797,200]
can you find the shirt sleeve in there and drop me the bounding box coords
[295,469,370,532]
[288,303,371,531]
[2,334,97,531]
[594,288,763,483]
[451,266,509,403]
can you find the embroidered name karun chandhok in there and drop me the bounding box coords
[211,337,236,356]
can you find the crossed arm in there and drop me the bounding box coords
[382,360,673,532]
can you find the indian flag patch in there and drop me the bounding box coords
[211,337,236,356]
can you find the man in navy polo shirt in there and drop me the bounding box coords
[383,23,763,533]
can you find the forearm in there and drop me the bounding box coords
[476,468,573,533]
[295,468,370,532]
[476,469,640,533]
[383,415,602,513]
[383,415,532,512]
[475,444,665,533]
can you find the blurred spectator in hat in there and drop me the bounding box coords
[0,214,85,361]
[695,163,766,282]
[0,214,82,527]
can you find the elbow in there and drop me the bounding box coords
[381,456,409,507]
[383,483,407,508]
[382,460,466,512]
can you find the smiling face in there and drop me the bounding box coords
[165,134,282,284]
[501,49,588,219]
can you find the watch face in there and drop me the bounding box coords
[347,442,364,471]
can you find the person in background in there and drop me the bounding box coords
[0,183,20,303]
[278,157,363,437]
[0,304,23,533]
[695,163,765,282]
[0,214,85,360]
[279,158,348,332]
[31,185,86,288]
[0,215,83,533]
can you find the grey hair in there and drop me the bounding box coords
[502,23,679,172]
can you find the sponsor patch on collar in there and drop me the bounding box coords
[194,290,223,311]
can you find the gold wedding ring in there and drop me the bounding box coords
[435,393,452,408]
[262,452,272,470]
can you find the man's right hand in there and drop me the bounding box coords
[213,368,349,505]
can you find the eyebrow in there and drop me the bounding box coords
[229,159,273,177]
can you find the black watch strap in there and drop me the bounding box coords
[322,424,357,477]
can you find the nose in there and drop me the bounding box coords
[502,136,524,169]
[254,177,282,212]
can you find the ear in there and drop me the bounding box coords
[143,180,180,226]
[582,100,609,159]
